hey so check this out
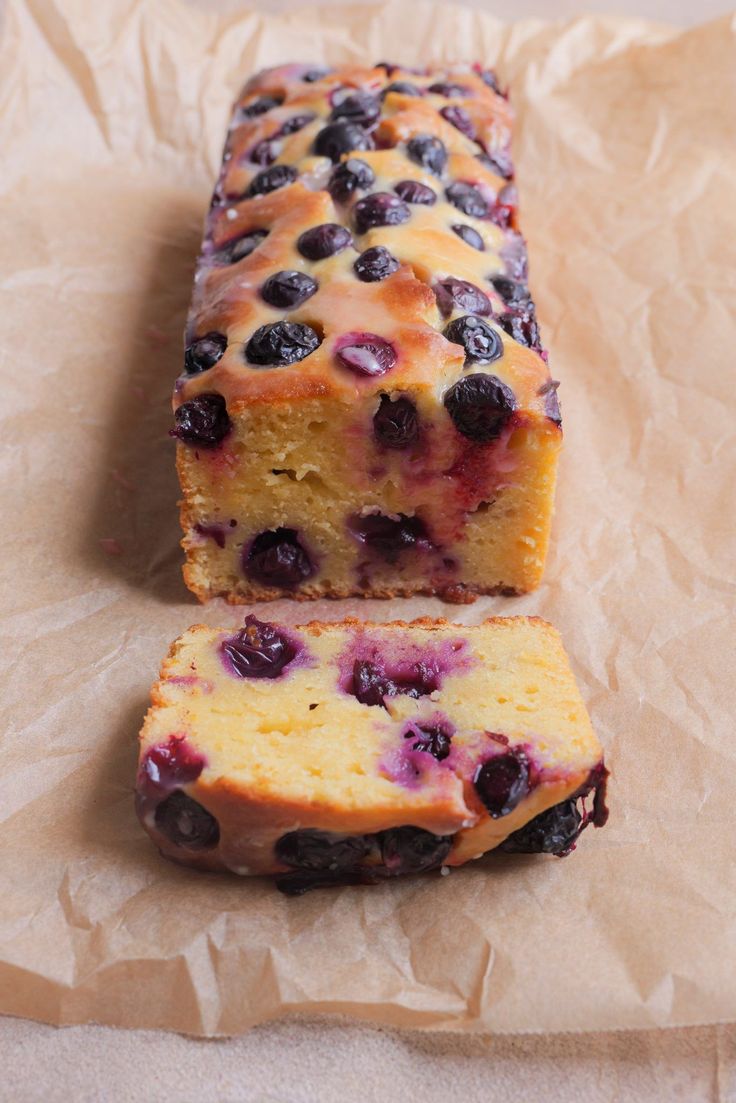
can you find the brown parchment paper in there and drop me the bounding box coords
[1,0,734,1038]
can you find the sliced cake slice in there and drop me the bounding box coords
[136,616,607,893]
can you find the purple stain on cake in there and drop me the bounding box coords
[244,527,315,588]
[403,716,454,760]
[338,631,471,707]
[335,333,397,377]
[474,747,532,817]
[220,614,302,679]
[138,735,208,799]
[193,521,235,548]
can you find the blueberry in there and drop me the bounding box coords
[245,321,321,366]
[444,373,517,442]
[249,138,278,166]
[297,222,353,260]
[489,275,531,306]
[500,232,528,280]
[184,332,227,375]
[445,181,489,218]
[443,315,502,364]
[379,826,452,875]
[173,394,231,446]
[451,223,485,251]
[276,829,371,870]
[498,310,541,350]
[278,113,316,135]
[348,512,430,558]
[440,105,476,140]
[393,179,436,205]
[406,134,448,176]
[479,148,514,180]
[373,394,418,448]
[216,229,268,264]
[538,379,562,425]
[427,81,470,98]
[434,279,491,319]
[221,614,297,679]
[245,164,298,197]
[241,94,283,118]
[154,790,220,850]
[354,245,400,282]
[327,157,376,203]
[336,334,396,377]
[314,120,373,162]
[261,269,318,309]
[474,749,530,817]
[330,91,381,128]
[354,192,410,234]
[382,81,422,97]
[302,67,330,83]
[500,799,582,855]
[477,68,502,94]
[245,527,314,587]
[405,721,452,760]
[351,658,437,707]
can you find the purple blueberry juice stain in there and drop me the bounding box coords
[337,632,472,707]
[220,615,304,680]
[137,735,208,799]
[402,716,454,760]
[193,520,236,548]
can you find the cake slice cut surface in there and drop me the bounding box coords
[136,616,607,893]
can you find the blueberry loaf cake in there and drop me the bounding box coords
[136,617,607,893]
[174,61,561,603]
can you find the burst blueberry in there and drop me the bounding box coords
[184,332,227,375]
[354,245,400,282]
[444,373,517,442]
[261,270,318,309]
[221,614,297,679]
[500,799,582,855]
[173,394,231,446]
[351,658,438,706]
[245,528,314,587]
[443,315,502,364]
[406,721,453,761]
[246,321,321,366]
[297,223,353,260]
[336,334,396,377]
[354,192,410,234]
[406,134,448,176]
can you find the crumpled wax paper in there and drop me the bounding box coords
[1,0,734,1037]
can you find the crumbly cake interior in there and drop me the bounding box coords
[173,61,561,603]
[137,617,607,893]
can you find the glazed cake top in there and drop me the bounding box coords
[176,62,557,425]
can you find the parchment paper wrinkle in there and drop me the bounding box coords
[0,0,734,1036]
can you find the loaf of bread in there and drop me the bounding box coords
[136,616,607,894]
[173,62,561,603]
